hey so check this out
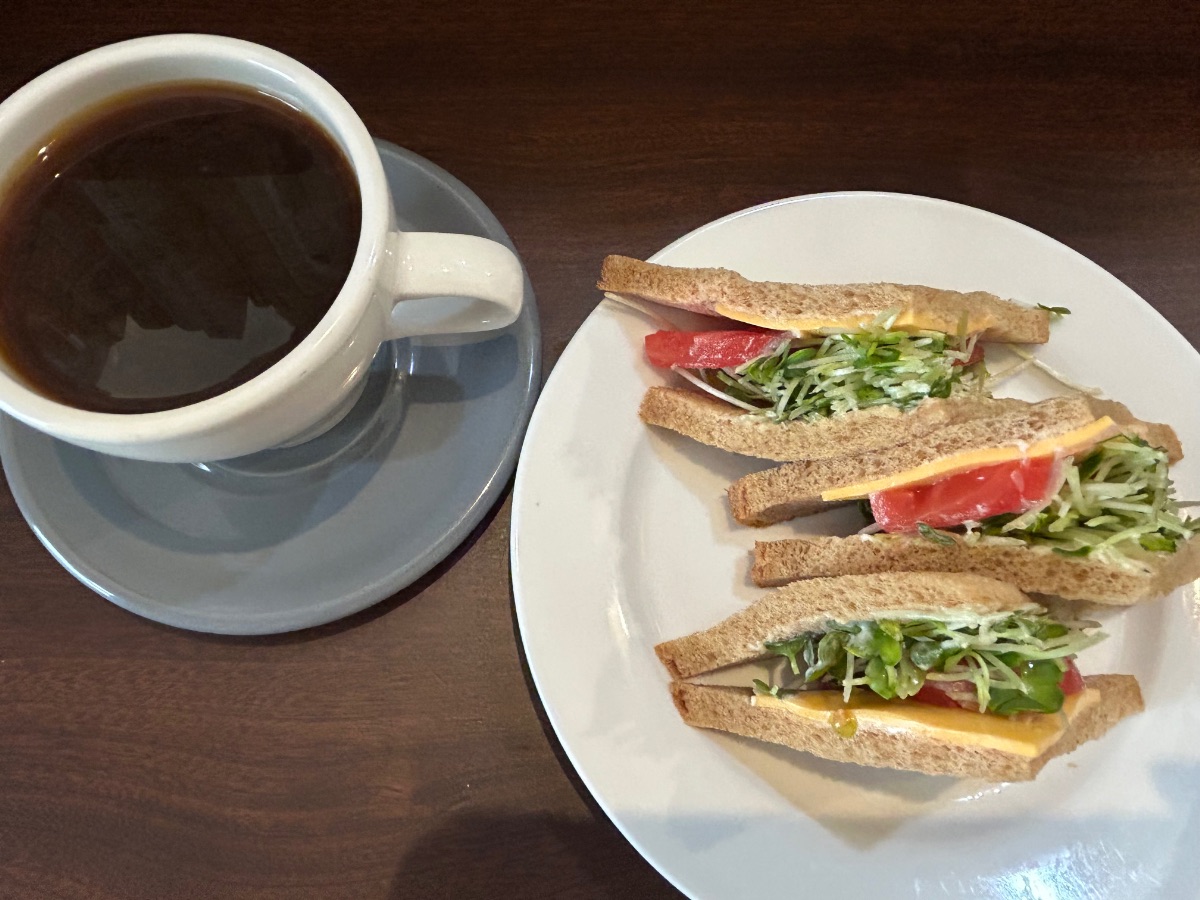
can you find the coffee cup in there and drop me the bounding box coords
[0,34,524,463]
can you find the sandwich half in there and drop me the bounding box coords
[737,400,1200,604]
[729,394,1182,526]
[656,573,1143,781]
[600,255,1054,461]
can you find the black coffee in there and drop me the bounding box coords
[0,81,361,414]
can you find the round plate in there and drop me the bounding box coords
[0,140,540,635]
[511,193,1200,899]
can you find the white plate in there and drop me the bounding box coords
[511,193,1200,898]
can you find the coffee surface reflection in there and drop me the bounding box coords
[0,81,361,413]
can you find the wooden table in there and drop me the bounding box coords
[1,3,1197,897]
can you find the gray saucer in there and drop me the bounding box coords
[0,141,541,634]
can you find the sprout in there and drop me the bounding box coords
[763,610,1102,716]
[965,436,1199,560]
[692,312,982,422]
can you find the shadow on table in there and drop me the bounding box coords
[400,590,679,898]
[388,809,677,899]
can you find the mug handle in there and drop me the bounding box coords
[384,232,524,338]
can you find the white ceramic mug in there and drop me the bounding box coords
[0,34,524,463]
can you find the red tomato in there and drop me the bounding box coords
[870,454,1064,532]
[954,342,985,367]
[913,682,972,709]
[913,661,1083,711]
[1059,658,1084,696]
[644,329,788,369]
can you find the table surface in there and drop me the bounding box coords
[2,3,1198,897]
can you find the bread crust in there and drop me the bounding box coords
[670,675,1143,781]
[728,396,1183,526]
[599,255,1051,343]
[654,572,1033,680]
[640,387,1037,462]
[1088,397,1183,462]
[751,533,1200,605]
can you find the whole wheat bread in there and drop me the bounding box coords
[598,255,1051,343]
[670,675,1142,781]
[751,533,1200,605]
[640,388,1040,462]
[728,395,1183,526]
[654,572,1033,680]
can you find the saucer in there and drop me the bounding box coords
[0,140,541,635]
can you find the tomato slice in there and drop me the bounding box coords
[870,454,1065,532]
[955,342,985,367]
[913,660,1083,711]
[912,682,972,709]
[644,329,788,369]
[1059,658,1084,696]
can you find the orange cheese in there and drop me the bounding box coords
[820,416,1119,502]
[712,304,994,337]
[754,688,1098,757]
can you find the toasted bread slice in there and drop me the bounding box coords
[654,572,1032,680]
[728,396,1183,526]
[599,256,1051,342]
[670,676,1143,781]
[751,533,1200,605]
[639,388,1044,462]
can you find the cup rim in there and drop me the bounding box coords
[0,33,387,445]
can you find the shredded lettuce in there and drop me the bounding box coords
[960,436,1200,558]
[761,610,1101,715]
[694,312,983,422]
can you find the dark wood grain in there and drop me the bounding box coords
[0,2,1198,897]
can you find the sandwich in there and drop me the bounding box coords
[729,394,1182,526]
[599,254,1054,461]
[656,572,1143,781]
[740,399,1200,604]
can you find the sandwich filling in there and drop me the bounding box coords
[965,435,1198,554]
[645,311,985,422]
[862,435,1199,562]
[711,303,998,337]
[756,608,1101,716]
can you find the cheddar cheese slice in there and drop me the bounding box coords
[754,688,1099,757]
[713,303,995,337]
[820,416,1119,502]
